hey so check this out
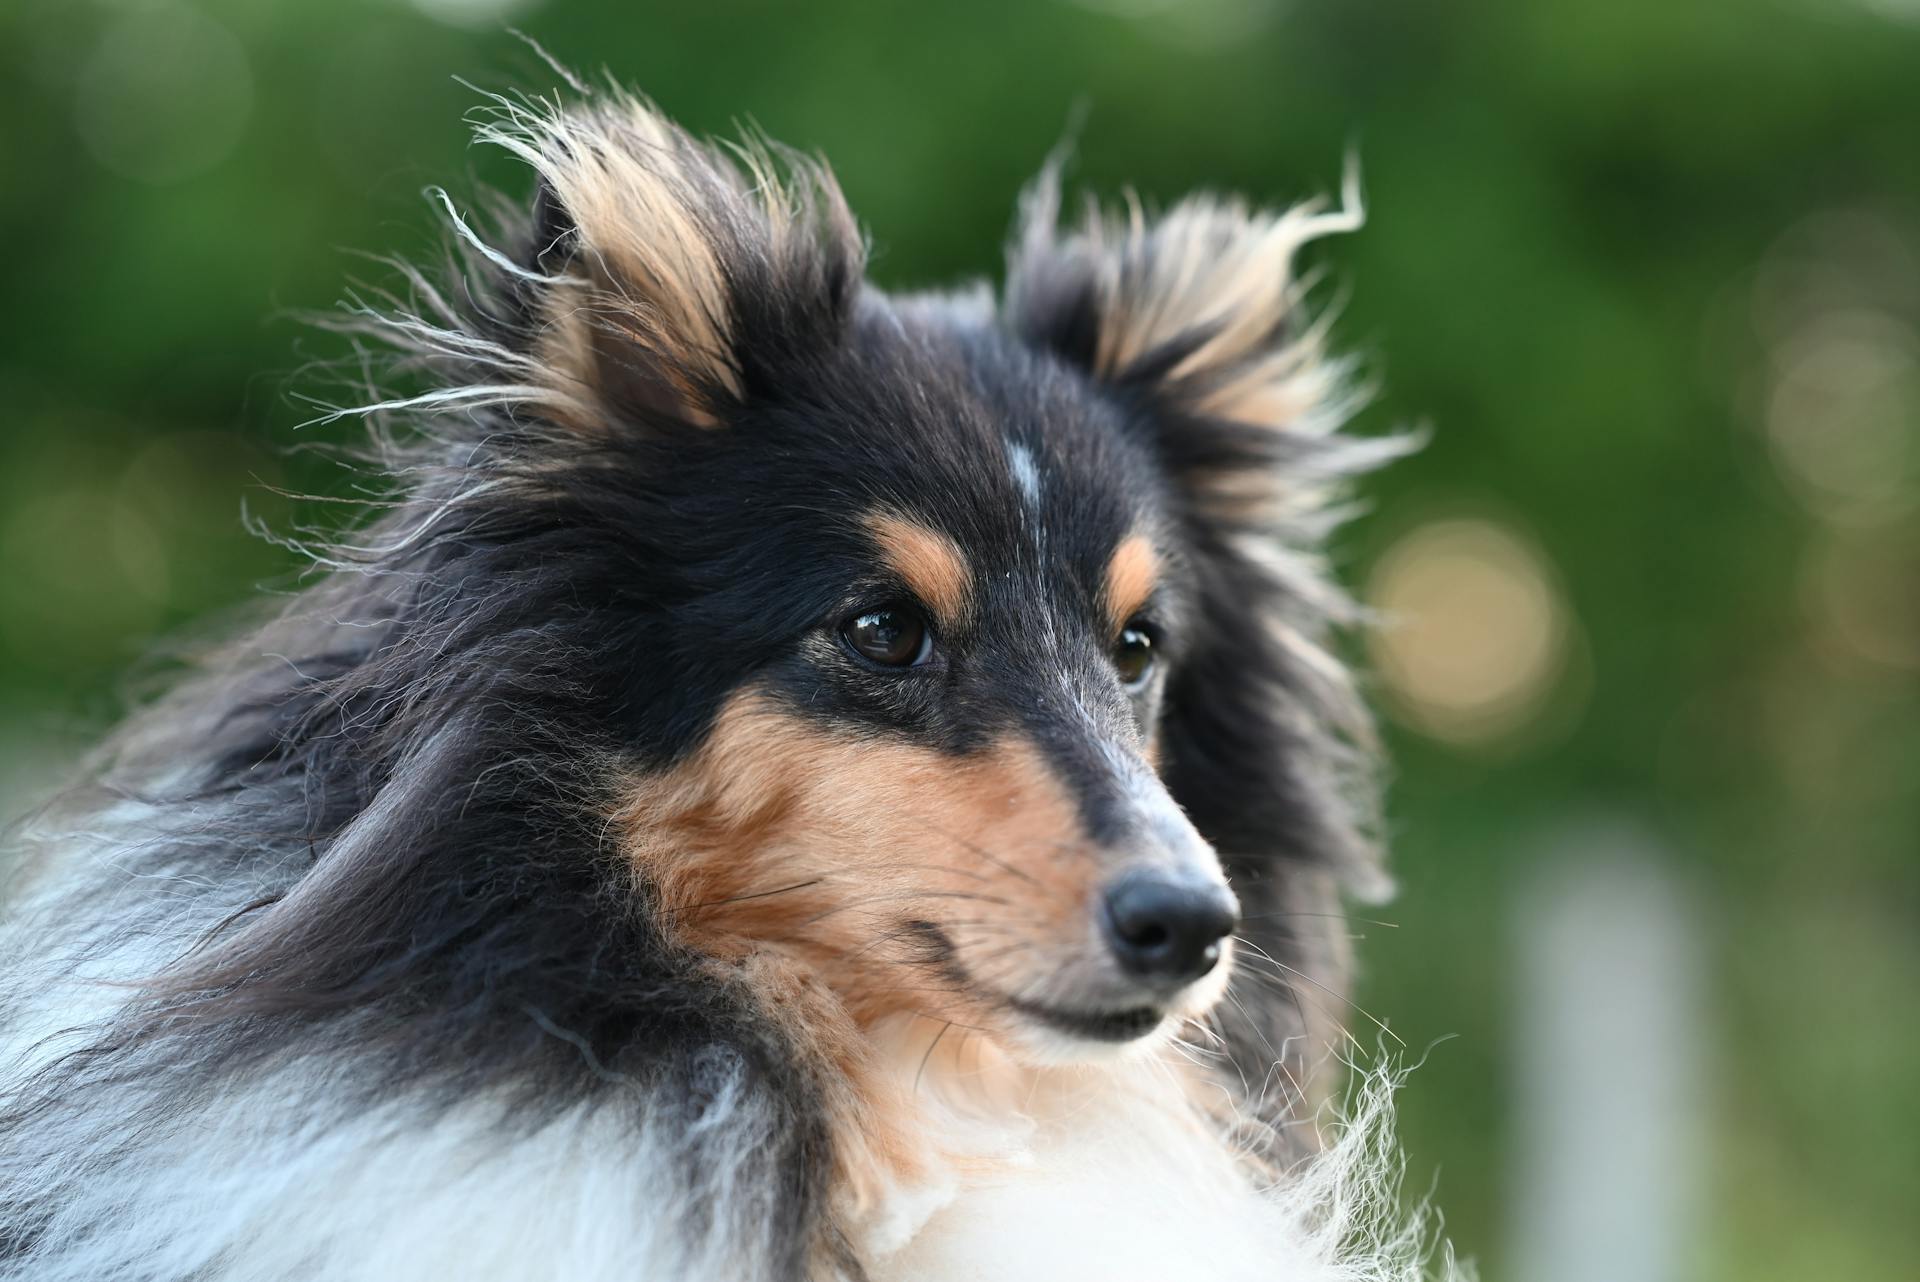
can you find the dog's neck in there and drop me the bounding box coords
[827,1011,1286,1278]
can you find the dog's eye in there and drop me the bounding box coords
[1113,625,1155,688]
[842,605,933,668]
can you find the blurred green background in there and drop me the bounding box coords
[1,1,1915,1277]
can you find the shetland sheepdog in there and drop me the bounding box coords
[0,75,1455,1281]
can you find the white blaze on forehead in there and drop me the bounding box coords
[1006,441,1042,508]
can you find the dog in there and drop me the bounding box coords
[0,77,1451,1281]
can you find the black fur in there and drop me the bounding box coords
[0,87,1395,1276]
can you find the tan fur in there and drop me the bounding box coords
[613,691,1103,1030]
[864,513,974,623]
[1078,194,1356,426]
[1012,169,1364,528]
[472,89,859,429]
[1102,533,1159,635]
[611,689,1123,1236]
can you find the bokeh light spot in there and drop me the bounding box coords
[114,430,285,610]
[1766,311,1918,526]
[1367,518,1574,748]
[1803,531,1920,671]
[73,1,253,185]
[0,486,164,668]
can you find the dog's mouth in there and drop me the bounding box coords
[1003,996,1167,1043]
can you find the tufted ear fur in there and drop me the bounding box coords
[1005,167,1404,1121]
[481,90,866,430]
[1004,165,1401,525]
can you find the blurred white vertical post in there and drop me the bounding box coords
[1509,822,1705,1282]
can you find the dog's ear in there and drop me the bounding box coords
[493,96,865,430]
[1005,168,1400,910]
[1004,166,1394,527]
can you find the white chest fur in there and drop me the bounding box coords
[0,984,1441,1282]
[847,1024,1363,1282]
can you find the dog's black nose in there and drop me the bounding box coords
[1100,872,1239,984]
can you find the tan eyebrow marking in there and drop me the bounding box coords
[864,512,974,621]
[1104,534,1160,635]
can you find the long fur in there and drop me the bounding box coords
[0,77,1455,1281]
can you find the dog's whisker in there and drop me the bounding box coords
[900,817,1044,890]
[1233,935,1404,1048]
[835,917,1026,964]
[793,890,1025,929]
[1239,910,1400,929]
[663,878,826,917]
[1227,962,1354,1050]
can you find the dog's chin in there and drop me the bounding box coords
[1008,998,1171,1062]
[997,961,1234,1067]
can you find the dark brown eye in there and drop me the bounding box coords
[842,605,932,668]
[1113,625,1155,687]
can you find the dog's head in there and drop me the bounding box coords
[161,91,1396,1117]
[401,94,1397,1068]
